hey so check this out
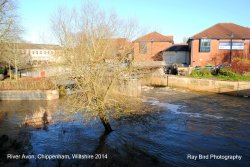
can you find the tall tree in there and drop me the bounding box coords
[51,2,146,133]
[0,0,23,79]
[0,0,21,41]
[0,42,28,79]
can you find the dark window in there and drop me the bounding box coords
[139,42,147,54]
[36,51,38,54]
[199,39,211,52]
[40,51,42,54]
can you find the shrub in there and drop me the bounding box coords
[190,64,250,81]
[190,69,213,78]
[0,78,57,90]
[218,68,237,77]
[58,85,66,97]
[205,64,213,67]
[0,68,4,74]
[231,55,250,75]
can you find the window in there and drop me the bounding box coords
[199,39,211,52]
[139,42,147,54]
[40,51,42,54]
[36,51,38,54]
[32,51,35,54]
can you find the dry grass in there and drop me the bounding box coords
[0,78,57,90]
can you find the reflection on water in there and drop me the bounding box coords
[23,107,52,129]
[0,87,250,167]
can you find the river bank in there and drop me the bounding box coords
[143,75,250,97]
[0,87,250,166]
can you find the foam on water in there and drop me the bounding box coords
[144,98,224,119]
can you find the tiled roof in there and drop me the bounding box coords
[164,44,189,52]
[192,23,250,39]
[111,38,130,48]
[134,32,173,42]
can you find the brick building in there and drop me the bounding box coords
[188,23,250,67]
[133,32,173,62]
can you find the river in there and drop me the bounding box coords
[0,87,249,167]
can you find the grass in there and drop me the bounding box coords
[0,78,57,90]
[216,75,250,81]
[190,68,250,81]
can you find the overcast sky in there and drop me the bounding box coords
[18,0,250,44]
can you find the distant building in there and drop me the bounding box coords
[133,32,173,62]
[16,43,62,64]
[188,23,250,67]
[103,38,133,64]
[111,38,133,56]
[0,43,62,65]
[162,44,190,66]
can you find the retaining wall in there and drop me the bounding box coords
[0,90,59,100]
[146,75,250,97]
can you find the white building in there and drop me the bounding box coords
[17,43,62,64]
[162,44,190,66]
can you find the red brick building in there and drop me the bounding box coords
[133,32,173,61]
[188,23,250,67]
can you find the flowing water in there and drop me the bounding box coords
[0,87,250,167]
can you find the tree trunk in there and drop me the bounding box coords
[98,112,113,133]
[15,66,18,80]
[8,62,11,79]
[14,56,18,80]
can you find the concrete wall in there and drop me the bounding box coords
[117,79,141,97]
[0,90,59,100]
[146,75,250,97]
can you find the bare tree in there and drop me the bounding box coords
[0,0,21,41]
[51,2,147,133]
[0,42,29,79]
[182,37,189,43]
[0,0,23,79]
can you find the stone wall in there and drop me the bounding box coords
[146,75,250,97]
[0,90,59,100]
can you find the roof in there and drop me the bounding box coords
[111,38,131,48]
[0,42,61,50]
[17,43,61,50]
[191,23,250,39]
[134,32,173,42]
[164,44,189,52]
